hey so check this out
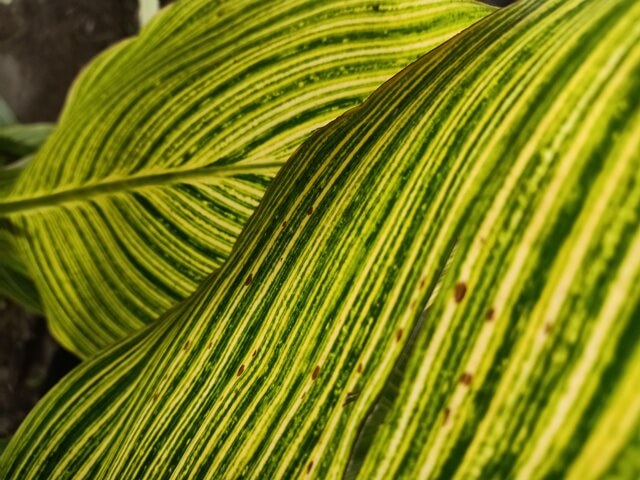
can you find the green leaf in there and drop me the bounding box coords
[0,97,16,128]
[0,122,53,309]
[0,123,53,198]
[0,123,55,160]
[0,157,30,198]
[0,216,41,311]
[0,0,492,358]
[3,0,638,477]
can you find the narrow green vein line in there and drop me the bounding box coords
[0,162,283,216]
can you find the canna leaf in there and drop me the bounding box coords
[2,0,638,477]
[0,0,493,358]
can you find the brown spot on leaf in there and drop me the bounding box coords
[343,391,360,406]
[454,282,467,303]
[460,372,472,386]
[152,392,159,402]
[544,323,553,334]
[443,407,451,425]
[396,328,403,342]
[420,277,426,288]
[312,365,320,380]
[252,349,257,357]
[357,363,363,374]
[245,274,253,286]
[372,4,380,11]
[184,341,190,350]
[282,221,287,228]
[207,341,213,350]
[487,308,495,321]
[307,206,314,216]
[237,365,245,376]
[307,461,313,473]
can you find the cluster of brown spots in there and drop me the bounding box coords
[312,365,320,380]
[454,282,467,303]
[396,328,403,342]
[307,461,314,473]
[443,407,451,425]
[183,341,190,351]
[357,363,363,374]
[460,372,472,386]
[237,365,245,376]
[307,206,314,216]
[486,308,495,321]
[245,274,253,286]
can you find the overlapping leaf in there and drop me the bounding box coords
[0,123,53,310]
[0,0,492,358]
[3,0,638,477]
[0,123,54,162]
[0,222,40,311]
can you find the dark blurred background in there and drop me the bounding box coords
[0,0,516,448]
[0,0,138,122]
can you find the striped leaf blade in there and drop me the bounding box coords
[0,0,493,358]
[2,0,639,478]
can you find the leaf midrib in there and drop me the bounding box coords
[0,162,282,216]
